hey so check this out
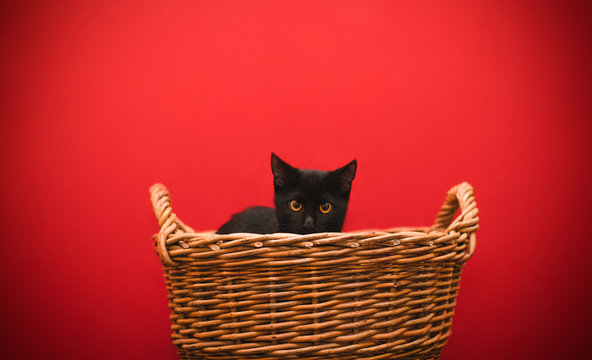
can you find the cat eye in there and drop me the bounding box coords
[319,202,332,214]
[290,200,302,212]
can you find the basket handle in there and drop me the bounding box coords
[150,183,194,266]
[431,182,479,260]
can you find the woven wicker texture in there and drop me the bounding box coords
[150,182,478,359]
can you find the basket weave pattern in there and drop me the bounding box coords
[150,182,478,359]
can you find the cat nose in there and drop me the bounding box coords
[303,216,314,231]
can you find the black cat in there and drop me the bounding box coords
[217,153,356,234]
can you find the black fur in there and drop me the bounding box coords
[216,153,356,234]
[217,206,278,234]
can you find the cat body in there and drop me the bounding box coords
[217,206,278,234]
[217,153,356,235]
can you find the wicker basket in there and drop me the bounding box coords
[150,182,478,360]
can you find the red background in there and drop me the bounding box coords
[1,1,591,359]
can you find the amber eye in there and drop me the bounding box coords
[290,200,302,212]
[319,202,332,214]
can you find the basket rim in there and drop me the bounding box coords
[150,182,479,267]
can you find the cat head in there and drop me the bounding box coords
[271,153,356,234]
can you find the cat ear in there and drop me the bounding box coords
[271,153,297,187]
[331,159,357,192]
